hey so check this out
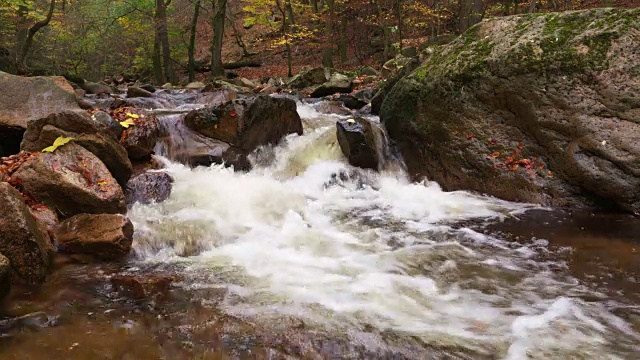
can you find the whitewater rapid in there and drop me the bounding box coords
[127,102,640,358]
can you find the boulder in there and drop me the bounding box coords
[119,110,158,160]
[184,95,303,152]
[126,86,154,98]
[381,8,640,214]
[111,274,177,300]
[12,143,126,217]
[196,89,238,107]
[54,214,133,261]
[0,182,51,284]
[288,67,329,89]
[125,171,173,207]
[400,46,418,58]
[371,58,420,115]
[139,84,156,93]
[20,110,133,186]
[359,66,379,76]
[228,77,256,89]
[0,72,79,156]
[161,82,174,90]
[185,81,205,90]
[314,101,352,116]
[336,118,380,170]
[82,81,112,95]
[310,73,353,98]
[0,253,10,299]
[333,94,368,110]
[91,111,123,139]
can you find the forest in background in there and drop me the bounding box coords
[0,0,636,83]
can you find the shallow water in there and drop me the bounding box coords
[2,99,639,359]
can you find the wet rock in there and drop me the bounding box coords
[139,84,156,93]
[259,85,279,94]
[111,274,177,300]
[119,110,158,160]
[288,67,329,89]
[74,88,86,99]
[184,95,302,152]
[336,118,380,170]
[54,214,133,261]
[196,89,238,107]
[381,8,640,213]
[0,72,79,135]
[334,94,368,110]
[91,111,123,139]
[126,86,153,98]
[20,110,133,186]
[0,182,51,284]
[310,73,353,98]
[28,206,59,237]
[161,82,173,90]
[0,253,10,299]
[12,143,126,217]
[314,101,352,116]
[185,81,205,90]
[353,88,375,104]
[125,171,173,207]
[381,55,415,78]
[82,81,112,95]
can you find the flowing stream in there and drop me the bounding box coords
[2,96,639,359]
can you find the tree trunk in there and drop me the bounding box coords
[338,17,347,66]
[275,0,293,77]
[285,0,295,25]
[153,32,165,84]
[375,0,391,60]
[188,0,201,82]
[322,0,334,67]
[396,0,403,51]
[156,0,176,83]
[18,0,55,68]
[210,0,228,78]
[227,11,252,57]
[310,0,318,13]
[459,0,484,33]
[528,0,536,13]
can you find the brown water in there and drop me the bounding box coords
[2,101,638,359]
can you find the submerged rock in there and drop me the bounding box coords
[54,214,133,260]
[127,86,154,98]
[0,182,52,284]
[382,8,640,213]
[12,143,126,217]
[111,273,177,300]
[336,118,381,170]
[125,171,173,207]
[20,110,133,186]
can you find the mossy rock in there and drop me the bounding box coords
[381,8,640,214]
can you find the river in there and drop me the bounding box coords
[1,97,639,359]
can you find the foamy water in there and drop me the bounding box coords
[128,101,640,358]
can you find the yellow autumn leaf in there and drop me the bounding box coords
[42,136,75,153]
[346,118,356,123]
[98,180,107,186]
[120,118,136,128]
[126,113,140,119]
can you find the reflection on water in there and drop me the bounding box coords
[1,100,639,359]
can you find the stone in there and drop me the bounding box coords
[126,86,154,98]
[185,81,206,90]
[12,143,126,217]
[54,214,133,261]
[228,77,256,89]
[20,110,133,186]
[111,274,177,300]
[371,58,420,115]
[184,95,303,152]
[334,94,368,110]
[400,46,418,57]
[310,73,353,98]
[0,253,10,299]
[82,81,112,95]
[161,82,174,90]
[381,8,640,214]
[336,118,380,170]
[0,182,51,284]
[125,171,173,207]
[74,88,86,99]
[139,84,156,93]
[288,67,329,89]
[359,66,379,76]
[92,111,123,139]
[314,101,352,116]
[0,72,79,156]
[119,109,158,160]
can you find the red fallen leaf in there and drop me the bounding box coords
[465,133,474,140]
[510,164,519,171]
[229,110,237,117]
[518,143,524,150]
[518,159,532,167]
[539,164,545,169]
[547,171,553,178]
[452,131,459,135]
[487,137,497,144]
[491,151,501,158]
[485,155,493,160]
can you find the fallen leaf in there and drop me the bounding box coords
[229,110,237,117]
[465,133,474,140]
[346,118,356,123]
[547,171,553,178]
[42,136,75,153]
[487,138,497,144]
[98,180,107,186]
[126,113,140,119]
[518,143,524,150]
[491,151,500,158]
[120,118,136,128]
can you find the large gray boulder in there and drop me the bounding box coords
[0,182,52,284]
[381,9,640,214]
[20,110,133,186]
